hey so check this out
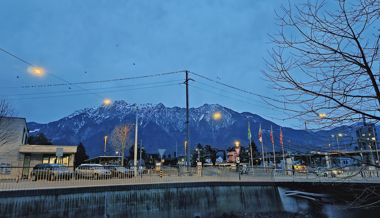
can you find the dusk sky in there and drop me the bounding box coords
[0,0,298,128]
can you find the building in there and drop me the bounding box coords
[0,117,77,179]
[356,123,378,151]
[356,123,379,164]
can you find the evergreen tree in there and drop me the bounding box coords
[191,143,205,165]
[75,142,89,167]
[250,141,260,158]
[28,133,53,145]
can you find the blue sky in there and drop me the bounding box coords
[0,0,295,127]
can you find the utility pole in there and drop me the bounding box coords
[134,107,138,177]
[372,127,379,165]
[185,70,191,169]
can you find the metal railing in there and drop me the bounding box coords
[1,166,380,191]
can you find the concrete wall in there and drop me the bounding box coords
[0,182,285,218]
[2,182,376,218]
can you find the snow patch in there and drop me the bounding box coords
[29,129,40,133]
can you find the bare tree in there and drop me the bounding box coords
[263,0,380,129]
[0,98,18,147]
[110,123,133,166]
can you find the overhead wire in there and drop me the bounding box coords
[8,83,179,100]
[2,79,183,97]
[0,47,186,101]
[194,80,280,111]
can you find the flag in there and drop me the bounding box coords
[248,122,251,140]
[259,124,262,143]
[280,127,283,147]
[270,125,274,145]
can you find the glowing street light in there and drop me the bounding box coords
[104,99,111,105]
[235,141,240,147]
[213,112,222,120]
[34,68,42,74]
[319,113,326,118]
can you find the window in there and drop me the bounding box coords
[362,134,365,137]
[369,133,371,136]
[43,156,49,164]
[21,128,26,144]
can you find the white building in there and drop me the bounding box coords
[0,117,77,179]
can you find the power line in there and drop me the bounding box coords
[2,79,183,97]
[8,83,179,100]
[18,71,185,89]
[194,80,278,110]
[189,71,265,98]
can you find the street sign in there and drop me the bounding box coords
[56,148,63,157]
[235,147,241,156]
[158,149,166,158]
[236,157,240,163]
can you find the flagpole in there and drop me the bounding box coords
[248,122,253,169]
[259,124,265,169]
[281,127,285,169]
[271,125,276,169]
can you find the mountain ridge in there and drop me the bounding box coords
[26,100,360,158]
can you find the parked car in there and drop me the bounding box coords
[32,163,73,181]
[75,164,111,179]
[314,167,342,177]
[103,165,135,178]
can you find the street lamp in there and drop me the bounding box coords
[213,112,222,120]
[104,99,111,105]
[234,141,241,180]
[34,68,42,74]
[28,66,44,76]
[319,113,326,118]
[196,148,202,162]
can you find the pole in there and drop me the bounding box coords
[140,140,142,167]
[272,126,276,169]
[186,70,190,169]
[281,128,285,170]
[261,141,265,169]
[176,141,177,158]
[249,122,253,169]
[336,135,340,150]
[104,127,107,156]
[372,126,379,164]
[134,107,138,177]
[140,140,143,178]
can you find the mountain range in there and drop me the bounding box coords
[27,100,362,158]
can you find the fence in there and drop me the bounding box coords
[1,166,380,191]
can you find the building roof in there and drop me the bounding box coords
[19,145,77,154]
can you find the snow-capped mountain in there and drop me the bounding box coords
[26,100,359,157]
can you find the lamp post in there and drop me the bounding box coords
[235,141,241,180]
[104,135,108,156]
[196,148,201,162]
